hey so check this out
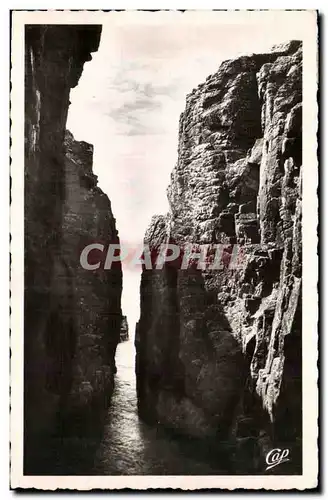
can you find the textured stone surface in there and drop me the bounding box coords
[24,25,122,472]
[136,41,302,472]
[61,130,122,419]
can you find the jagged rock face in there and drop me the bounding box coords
[24,26,122,472]
[120,315,129,342]
[61,130,122,418]
[137,41,302,471]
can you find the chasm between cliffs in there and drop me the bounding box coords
[24,23,302,476]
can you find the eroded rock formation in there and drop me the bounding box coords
[24,25,122,473]
[136,41,302,473]
[120,315,129,342]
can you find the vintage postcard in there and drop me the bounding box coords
[10,9,318,490]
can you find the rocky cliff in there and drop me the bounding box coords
[24,25,122,473]
[136,41,302,473]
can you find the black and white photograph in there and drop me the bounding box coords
[10,9,318,490]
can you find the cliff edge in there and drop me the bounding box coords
[24,25,122,473]
[136,41,302,473]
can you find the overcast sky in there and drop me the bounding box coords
[67,11,307,334]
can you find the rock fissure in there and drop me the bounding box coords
[23,26,302,475]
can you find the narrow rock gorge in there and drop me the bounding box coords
[136,40,302,473]
[24,25,122,473]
